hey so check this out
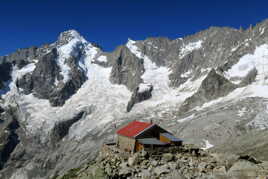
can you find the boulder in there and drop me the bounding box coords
[150,160,158,167]
[229,160,260,171]
[140,169,151,179]
[213,166,226,174]
[238,155,261,164]
[119,162,128,169]
[140,150,149,158]
[140,160,149,169]
[228,160,261,177]
[162,153,174,162]
[154,164,170,176]
[118,166,132,177]
[128,154,139,167]
[198,162,208,172]
[104,163,112,176]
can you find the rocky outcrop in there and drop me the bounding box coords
[0,47,38,69]
[57,144,268,179]
[127,83,153,112]
[50,111,85,145]
[110,46,144,91]
[240,67,258,86]
[0,106,4,114]
[17,48,59,97]
[0,107,20,170]
[48,57,87,106]
[0,62,12,91]
[134,37,175,67]
[180,69,237,113]
[170,50,205,87]
[16,47,87,106]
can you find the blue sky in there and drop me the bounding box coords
[0,0,267,56]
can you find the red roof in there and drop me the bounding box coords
[116,121,153,138]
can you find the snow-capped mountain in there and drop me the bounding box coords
[1,19,268,178]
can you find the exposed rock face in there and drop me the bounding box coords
[50,111,85,145]
[0,107,20,170]
[0,62,12,83]
[15,32,90,106]
[127,83,153,112]
[240,67,258,86]
[0,47,38,68]
[180,69,237,113]
[48,57,87,106]
[22,48,59,97]
[16,48,87,106]
[0,106,4,114]
[110,46,144,91]
[169,27,246,87]
[134,37,174,67]
[0,62,12,91]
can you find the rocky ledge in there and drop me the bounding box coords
[55,144,268,179]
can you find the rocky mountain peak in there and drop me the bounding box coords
[57,29,87,46]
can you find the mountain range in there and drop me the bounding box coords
[1,19,268,178]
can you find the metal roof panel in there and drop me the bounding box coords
[161,133,183,142]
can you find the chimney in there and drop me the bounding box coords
[150,119,153,124]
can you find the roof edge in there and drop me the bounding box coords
[134,123,156,138]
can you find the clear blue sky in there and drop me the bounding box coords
[0,0,267,56]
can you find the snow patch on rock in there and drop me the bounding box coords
[1,63,36,96]
[97,55,107,63]
[237,107,247,117]
[78,44,99,77]
[16,63,36,79]
[179,40,203,58]
[138,83,152,93]
[226,44,268,84]
[180,70,192,78]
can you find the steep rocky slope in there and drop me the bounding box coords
[0,19,268,178]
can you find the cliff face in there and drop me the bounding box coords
[0,19,268,178]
